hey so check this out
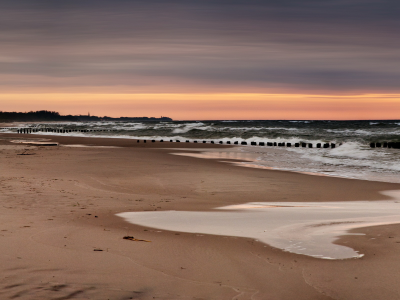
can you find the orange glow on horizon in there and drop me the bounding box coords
[0,93,399,120]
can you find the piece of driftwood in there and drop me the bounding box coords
[17,150,36,156]
[123,236,151,242]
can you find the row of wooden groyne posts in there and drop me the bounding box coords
[14,128,113,134]
[370,142,400,149]
[137,139,337,148]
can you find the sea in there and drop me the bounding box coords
[2,119,400,184]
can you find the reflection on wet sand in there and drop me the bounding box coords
[171,148,335,178]
[171,148,258,162]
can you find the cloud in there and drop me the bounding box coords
[0,0,399,93]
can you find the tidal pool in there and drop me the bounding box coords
[117,190,400,260]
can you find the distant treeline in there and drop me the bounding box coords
[0,110,78,122]
[0,110,173,122]
[76,115,173,122]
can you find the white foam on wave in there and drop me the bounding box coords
[172,122,209,133]
[328,142,383,159]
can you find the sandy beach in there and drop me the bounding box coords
[1,133,400,300]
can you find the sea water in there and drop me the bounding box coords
[3,120,400,183]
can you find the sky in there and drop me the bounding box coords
[1,0,399,120]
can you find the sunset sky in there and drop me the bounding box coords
[1,0,399,120]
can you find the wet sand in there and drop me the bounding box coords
[1,133,400,299]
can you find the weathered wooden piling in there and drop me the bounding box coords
[241,141,247,145]
[287,143,291,147]
[308,143,313,148]
[273,142,277,146]
[227,141,231,144]
[370,142,375,148]
[194,140,198,143]
[251,142,256,145]
[302,143,306,147]
[323,143,329,148]
[219,141,223,144]
[259,142,265,146]
[331,143,336,148]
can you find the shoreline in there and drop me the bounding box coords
[1,133,400,299]
[3,132,400,185]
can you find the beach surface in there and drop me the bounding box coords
[1,133,400,299]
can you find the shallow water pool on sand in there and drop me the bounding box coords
[117,190,400,260]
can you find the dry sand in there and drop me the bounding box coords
[1,133,400,300]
